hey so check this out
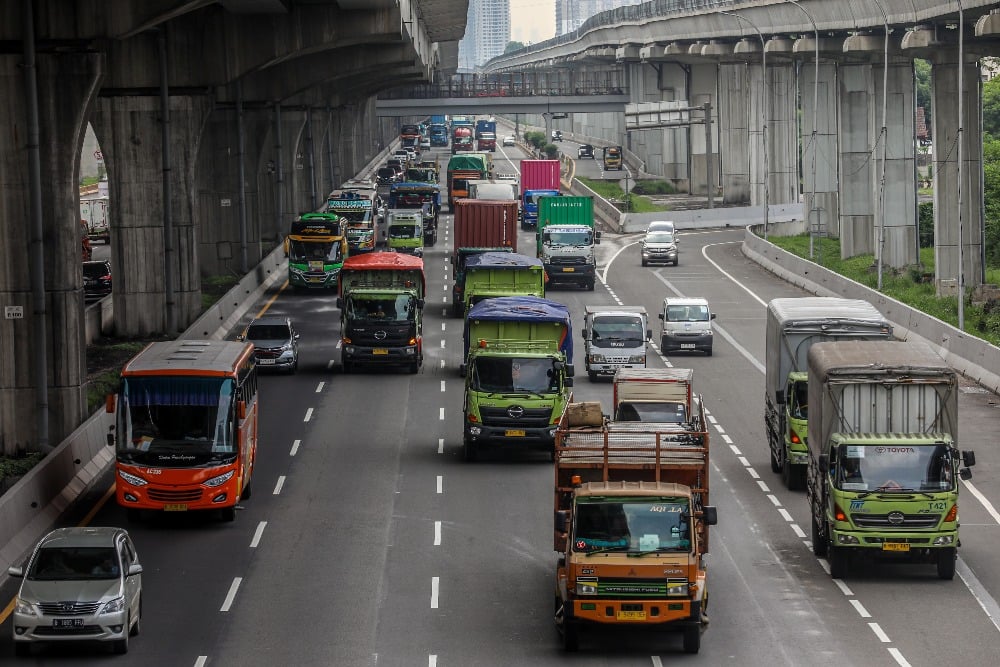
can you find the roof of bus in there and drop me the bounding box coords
[121,340,254,376]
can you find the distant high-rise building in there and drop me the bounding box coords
[555,0,641,36]
[458,0,511,70]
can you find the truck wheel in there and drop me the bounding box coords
[769,445,781,473]
[561,622,580,652]
[463,437,478,462]
[408,361,419,374]
[641,258,648,267]
[586,279,595,291]
[705,346,713,357]
[811,515,827,557]
[342,359,353,374]
[588,370,597,382]
[682,625,701,654]
[828,544,849,579]
[452,303,463,318]
[783,460,802,491]
[936,547,957,580]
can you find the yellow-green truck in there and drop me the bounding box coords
[461,296,574,462]
[806,340,976,580]
[765,298,892,490]
[461,251,545,316]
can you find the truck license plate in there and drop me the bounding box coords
[680,344,695,349]
[504,429,526,437]
[373,348,388,355]
[163,504,188,512]
[53,618,84,628]
[882,542,910,552]
[562,267,575,272]
[617,610,645,621]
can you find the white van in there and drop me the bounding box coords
[658,297,715,356]
[581,306,650,381]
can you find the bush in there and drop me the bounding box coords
[524,131,547,149]
[542,143,559,159]
[631,180,676,196]
[918,201,934,248]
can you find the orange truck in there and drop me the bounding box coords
[553,374,716,653]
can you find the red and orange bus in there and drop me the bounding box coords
[108,340,259,521]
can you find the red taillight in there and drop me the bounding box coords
[468,414,479,423]
[789,431,801,445]
[834,504,848,522]
[100,274,111,281]
[944,505,958,522]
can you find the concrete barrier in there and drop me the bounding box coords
[623,204,805,233]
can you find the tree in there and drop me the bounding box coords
[504,41,525,55]
[983,77,1000,137]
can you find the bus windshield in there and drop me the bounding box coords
[288,239,343,263]
[117,376,236,466]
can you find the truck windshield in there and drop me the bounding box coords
[288,240,342,263]
[543,230,592,246]
[591,316,645,344]
[835,443,955,492]
[470,357,559,393]
[389,224,421,239]
[573,500,691,553]
[117,377,236,466]
[345,295,417,323]
[666,305,709,322]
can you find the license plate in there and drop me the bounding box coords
[504,429,526,437]
[882,542,910,552]
[562,267,575,272]
[680,344,696,349]
[163,503,188,512]
[53,618,84,628]
[258,358,276,365]
[373,348,388,355]
[617,610,645,621]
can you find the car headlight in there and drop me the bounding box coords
[204,471,235,488]
[102,597,126,614]
[281,342,294,352]
[576,580,598,595]
[589,354,605,363]
[15,597,37,616]
[118,470,148,487]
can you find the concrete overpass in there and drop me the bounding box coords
[0,0,467,454]
[484,0,1000,298]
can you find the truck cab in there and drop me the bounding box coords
[581,306,650,381]
[602,145,623,170]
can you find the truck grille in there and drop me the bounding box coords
[479,406,552,428]
[349,325,413,347]
[148,488,204,502]
[851,513,942,529]
[549,256,587,265]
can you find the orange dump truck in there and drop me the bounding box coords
[553,391,716,653]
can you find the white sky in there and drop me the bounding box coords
[509,0,555,45]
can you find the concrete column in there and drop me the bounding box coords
[92,94,210,336]
[718,62,751,205]
[0,52,101,451]
[932,56,984,294]
[747,62,767,207]
[767,62,798,204]
[801,62,840,238]
[656,62,689,186]
[838,63,876,257]
[283,109,311,222]
[689,63,719,197]
[876,60,918,268]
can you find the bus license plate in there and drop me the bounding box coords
[373,348,388,355]
[505,429,526,437]
[617,610,645,621]
[680,344,696,349]
[562,267,575,272]
[163,504,188,512]
[882,542,910,552]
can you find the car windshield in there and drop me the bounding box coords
[645,232,674,244]
[246,325,291,340]
[470,357,559,393]
[573,500,691,553]
[591,316,645,342]
[345,294,417,323]
[666,305,709,322]
[83,263,110,278]
[835,443,956,492]
[29,546,121,581]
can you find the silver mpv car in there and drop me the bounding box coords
[9,527,142,656]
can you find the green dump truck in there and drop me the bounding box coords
[461,251,546,316]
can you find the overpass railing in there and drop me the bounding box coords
[381,72,628,100]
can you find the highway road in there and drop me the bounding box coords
[4,142,1000,666]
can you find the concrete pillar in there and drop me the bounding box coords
[656,62,689,187]
[718,62,751,205]
[876,60,918,268]
[838,63,876,257]
[801,62,840,239]
[767,62,798,204]
[932,56,984,294]
[689,63,719,197]
[0,52,101,451]
[747,62,768,207]
[283,109,311,223]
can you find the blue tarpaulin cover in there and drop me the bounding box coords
[464,251,542,270]
[464,295,573,363]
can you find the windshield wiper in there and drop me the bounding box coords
[629,546,689,557]
[856,486,929,499]
[585,546,629,556]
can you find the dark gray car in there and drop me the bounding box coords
[239,315,300,372]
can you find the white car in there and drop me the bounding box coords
[419,137,431,150]
[502,135,516,147]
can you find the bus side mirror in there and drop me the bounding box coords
[105,394,116,414]
[555,510,568,532]
[417,298,425,309]
[702,506,718,526]
[238,401,247,420]
[818,455,829,473]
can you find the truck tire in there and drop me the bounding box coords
[783,460,803,491]
[342,359,353,374]
[682,625,701,654]
[586,279,595,291]
[408,360,419,374]
[562,622,580,652]
[828,544,849,579]
[811,515,827,557]
[769,444,781,473]
[642,258,648,267]
[463,437,478,462]
[936,547,957,580]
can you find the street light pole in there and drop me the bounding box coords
[786,0,819,260]
[872,0,890,291]
[957,0,966,329]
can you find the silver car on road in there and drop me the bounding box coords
[9,527,143,656]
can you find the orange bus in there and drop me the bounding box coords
[107,339,259,522]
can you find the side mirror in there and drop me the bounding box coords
[294,333,300,340]
[702,506,718,526]
[127,563,144,577]
[416,298,425,309]
[237,401,247,420]
[710,313,717,320]
[646,329,652,340]
[818,454,829,474]
[658,313,665,321]
[565,363,575,378]
[106,432,115,447]
[962,450,977,467]
[960,468,973,481]
[580,328,587,338]
[105,394,116,414]
[459,363,467,378]
[7,566,23,578]
[555,510,568,533]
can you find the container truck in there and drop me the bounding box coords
[553,381,715,653]
[447,153,490,211]
[429,114,446,125]
[806,340,976,580]
[451,199,518,317]
[285,213,348,291]
[536,196,599,289]
[461,296,574,461]
[461,251,546,316]
[475,119,497,152]
[520,159,562,230]
[337,252,426,374]
[765,298,893,490]
[581,306,650,381]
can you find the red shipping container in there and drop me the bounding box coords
[452,199,519,262]
[519,159,561,195]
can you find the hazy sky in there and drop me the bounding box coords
[509,0,555,45]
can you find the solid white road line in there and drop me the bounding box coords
[250,521,267,548]
[961,478,1000,525]
[220,577,242,612]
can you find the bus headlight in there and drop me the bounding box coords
[204,471,235,488]
[118,470,148,487]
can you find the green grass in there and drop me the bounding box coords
[767,233,1000,347]
[201,274,241,311]
[0,451,45,481]
[85,341,146,413]
[79,176,99,187]
[577,177,671,213]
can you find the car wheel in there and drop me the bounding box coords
[706,347,713,357]
[682,624,701,654]
[130,597,141,637]
[936,547,957,580]
[673,259,679,266]
[289,358,298,374]
[113,619,129,654]
[220,506,236,522]
[641,259,648,267]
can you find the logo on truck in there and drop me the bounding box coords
[507,406,525,418]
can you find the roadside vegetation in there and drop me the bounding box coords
[577,177,671,213]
